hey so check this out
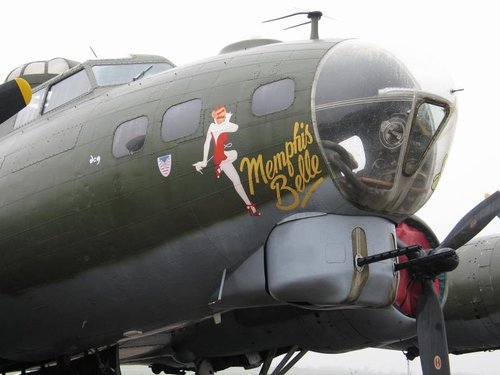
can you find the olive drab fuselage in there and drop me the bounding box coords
[0,38,498,372]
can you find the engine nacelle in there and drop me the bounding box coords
[265,213,397,308]
[444,234,500,353]
[211,213,398,311]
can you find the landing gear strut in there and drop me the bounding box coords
[259,346,308,375]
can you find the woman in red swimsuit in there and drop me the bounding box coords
[193,105,260,216]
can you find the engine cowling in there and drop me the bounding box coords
[444,234,500,353]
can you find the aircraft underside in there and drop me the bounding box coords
[1,231,499,375]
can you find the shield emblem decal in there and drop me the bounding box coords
[157,154,172,177]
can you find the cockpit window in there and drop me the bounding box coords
[92,63,172,86]
[44,69,91,113]
[14,88,46,128]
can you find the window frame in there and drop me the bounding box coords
[251,78,295,116]
[161,98,203,143]
[112,116,149,158]
[14,87,47,129]
[91,62,173,87]
[43,69,91,114]
[403,98,450,176]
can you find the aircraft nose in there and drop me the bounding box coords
[312,39,457,218]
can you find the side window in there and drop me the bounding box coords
[112,116,148,158]
[161,99,201,142]
[252,78,295,116]
[44,69,91,113]
[14,88,46,128]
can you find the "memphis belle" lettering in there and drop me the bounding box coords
[239,121,324,211]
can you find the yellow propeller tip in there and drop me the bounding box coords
[14,77,32,105]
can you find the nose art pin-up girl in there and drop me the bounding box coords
[193,105,261,216]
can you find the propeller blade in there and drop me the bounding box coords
[416,279,451,375]
[398,192,500,373]
[0,78,32,123]
[440,191,500,250]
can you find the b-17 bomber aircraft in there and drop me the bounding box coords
[0,11,499,375]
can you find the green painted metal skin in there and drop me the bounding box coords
[0,40,345,362]
[0,37,498,371]
[0,42,332,291]
[0,46,313,280]
[443,235,500,352]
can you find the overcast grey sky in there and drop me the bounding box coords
[2,1,499,374]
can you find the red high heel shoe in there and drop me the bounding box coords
[215,165,222,178]
[246,202,261,216]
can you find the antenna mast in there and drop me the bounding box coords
[308,11,322,40]
[263,10,323,40]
